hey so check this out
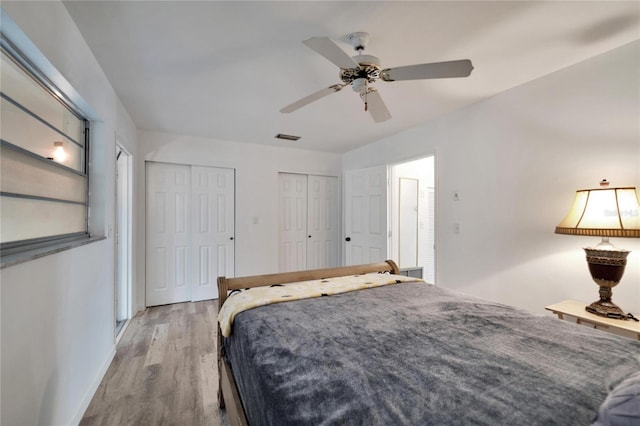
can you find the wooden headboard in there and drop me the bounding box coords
[217,260,400,312]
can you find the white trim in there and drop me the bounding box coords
[115,318,131,345]
[115,140,133,331]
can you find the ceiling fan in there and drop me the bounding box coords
[280,32,474,123]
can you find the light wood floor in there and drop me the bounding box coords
[81,300,228,426]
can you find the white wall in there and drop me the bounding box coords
[0,2,138,425]
[137,131,342,299]
[343,41,640,316]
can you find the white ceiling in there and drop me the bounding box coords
[63,1,639,153]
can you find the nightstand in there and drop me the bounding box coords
[545,300,640,341]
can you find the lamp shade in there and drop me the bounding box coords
[555,182,640,238]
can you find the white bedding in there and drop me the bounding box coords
[217,273,423,337]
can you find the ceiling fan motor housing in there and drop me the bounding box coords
[340,54,382,86]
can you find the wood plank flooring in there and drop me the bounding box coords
[81,300,228,426]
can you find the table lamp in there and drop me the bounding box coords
[555,180,640,319]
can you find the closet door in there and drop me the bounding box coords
[307,175,340,269]
[146,162,191,306]
[191,166,235,301]
[146,162,235,306]
[279,173,340,272]
[279,173,308,272]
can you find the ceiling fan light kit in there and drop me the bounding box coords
[280,31,474,123]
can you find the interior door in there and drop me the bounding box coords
[146,162,191,306]
[307,175,340,269]
[399,177,419,267]
[344,165,388,265]
[191,166,235,301]
[279,173,308,272]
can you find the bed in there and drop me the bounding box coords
[216,261,640,426]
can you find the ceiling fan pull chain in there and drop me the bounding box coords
[364,86,368,111]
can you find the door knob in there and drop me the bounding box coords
[345,237,351,242]
[308,235,312,238]
[230,237,234,240]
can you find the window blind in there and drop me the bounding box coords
[0,36,90,251]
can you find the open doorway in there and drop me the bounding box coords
[115,144,132,338]
[390,156,435,283]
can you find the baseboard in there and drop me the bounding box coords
[70,345,117,426]
[115,318,131,346]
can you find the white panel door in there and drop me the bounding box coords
[146,162,191,306]
[307,175,340,269]
[344,165,388,265]
[191,166,235,301]
[279,173,308,272]
[399,178,419,268]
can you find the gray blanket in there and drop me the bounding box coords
[224,281,640,425]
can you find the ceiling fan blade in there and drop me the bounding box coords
[280,84,346,113]
[302,37,360,70]
[381,59,473,82]
[361,88,391,123]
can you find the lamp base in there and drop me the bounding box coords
[585,298,627,319]
[583,244,629,321]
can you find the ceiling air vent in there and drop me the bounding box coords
[275,133,301,141]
